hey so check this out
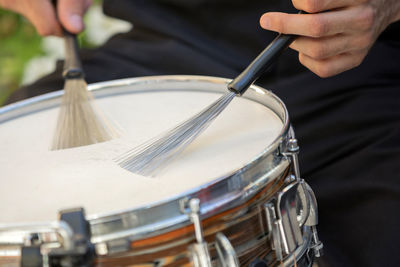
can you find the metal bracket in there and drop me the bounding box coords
[181,198,212,267]
[265,202,284,261]
[17,208,94,267]
[47,208,94,266]
[276,182,304,254]
[0,221,73,267]
[215,232,239,267]
[264,181,305,261]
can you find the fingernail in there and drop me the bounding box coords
[69,14,83,32]
[260,15,271,29]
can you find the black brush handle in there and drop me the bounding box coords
[52,0,84,79]
[63,31,84,79]
[228,11,304,96]
[228,33,295,95]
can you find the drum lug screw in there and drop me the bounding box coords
[189,198,205,244]
[302,183,324,258]
[287,138,299,153]
[181,198,212,267]
[310,226,324,258]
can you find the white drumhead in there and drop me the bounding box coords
[0,84,283,224]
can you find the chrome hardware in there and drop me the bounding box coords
[296,180,310,227]
[48,208,94,266]
[285,174,297,184]
[182,198,212,267]
[277,182,304,254]
[95,242,108,256]
[287,138,299,153]
[303,183,323,258]
[190,242,212,267]
[303,183,317,227]
[215,233,239,267]
[0,221,74,267]
[189,199,206,244]
[280,135,324,260]
[0,221,74,250]
[0,208,94,266]
[310,226,323,258]
[100,238,130,255]
[265,203,283,261]
[282,138,301,180]
[264,182,304,261]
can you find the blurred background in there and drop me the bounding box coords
[0,0,132,106]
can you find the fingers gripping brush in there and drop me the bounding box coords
[51,20,119,150]
[117,32,297,176]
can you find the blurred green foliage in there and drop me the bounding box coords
[0,9,43,105]
[0,0,102,106]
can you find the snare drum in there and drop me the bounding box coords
[0,76,322,266]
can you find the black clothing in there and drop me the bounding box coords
[5,1,400,266]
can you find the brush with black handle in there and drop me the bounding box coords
[116,29,298,176]
[51,6,119,150]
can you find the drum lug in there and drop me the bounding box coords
[264,182,304,261]
[215,232,239,267]
[182,198,212,267]
[281,138,301,180]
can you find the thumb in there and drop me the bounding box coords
[57,0,91,33]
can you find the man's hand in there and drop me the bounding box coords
[260,0,400,77]
[0,0,92,36]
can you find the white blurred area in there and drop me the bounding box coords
[21,4,132,86]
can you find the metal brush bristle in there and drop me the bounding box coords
[117,92,236,176]
[51,79,119,150]
[117,31,299,176]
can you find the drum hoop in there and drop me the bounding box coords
[0,75,291,244]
